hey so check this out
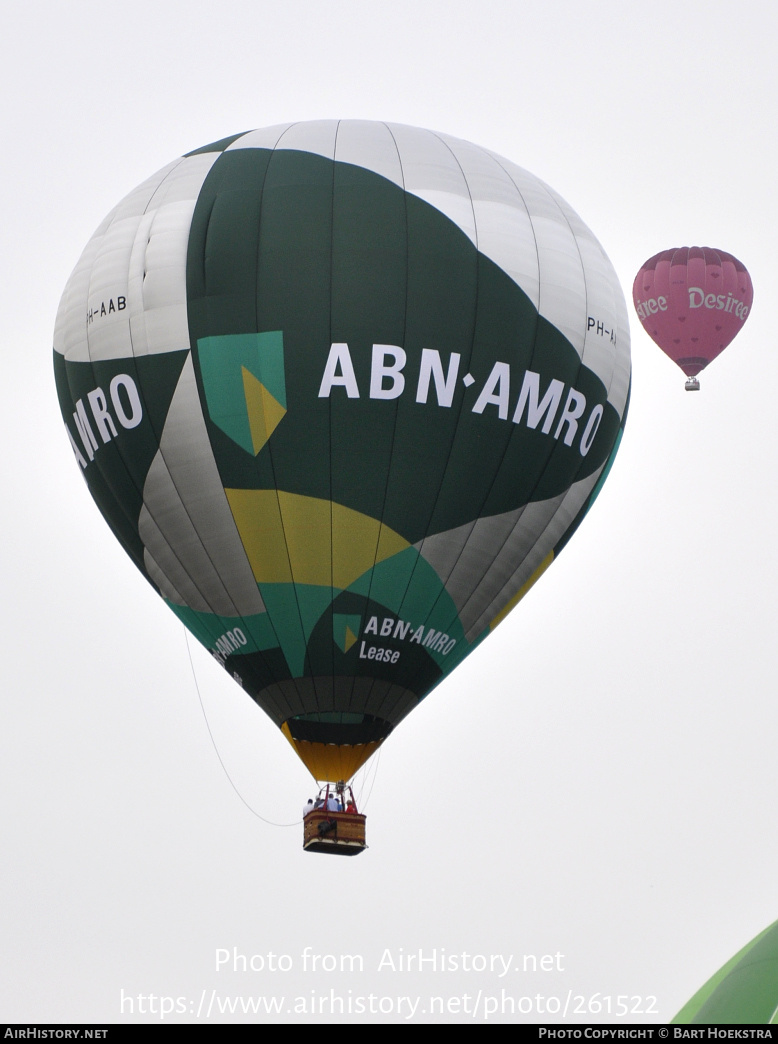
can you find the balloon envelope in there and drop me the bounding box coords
[674,918,778,1024]
[633,246,753,379]
[54,121,630,781]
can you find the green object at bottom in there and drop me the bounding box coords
[673,919,778,1024]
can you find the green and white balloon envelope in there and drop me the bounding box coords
[53,121,630,783]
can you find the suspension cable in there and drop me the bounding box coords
[183,628,299,828]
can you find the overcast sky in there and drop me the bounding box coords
[3,0,777,1025]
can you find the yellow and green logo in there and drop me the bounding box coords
[198,331,286,455]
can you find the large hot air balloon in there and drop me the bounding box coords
[674,918,778,1024]
[54,121,630,841]
[633,246,753,390]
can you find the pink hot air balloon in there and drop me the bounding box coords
[633,247,753,390]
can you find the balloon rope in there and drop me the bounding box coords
[183,628,299,828]
[352,743,381,812]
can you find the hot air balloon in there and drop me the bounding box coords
[633,246,753,391]
[674,918,778,1024]
[53,121,630,853]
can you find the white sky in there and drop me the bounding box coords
[3,0,777,1025]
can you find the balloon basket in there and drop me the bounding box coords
[685,378,701,392]
[302,782,367,855]
[303,810,367,855]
